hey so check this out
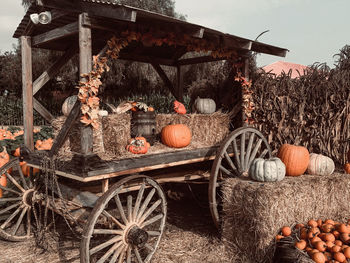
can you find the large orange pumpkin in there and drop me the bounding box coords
[277,144,309,176]
[161,124,191,148]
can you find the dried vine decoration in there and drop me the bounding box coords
[235,72,255,124]
[77,29,242,127]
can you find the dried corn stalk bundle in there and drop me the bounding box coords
[252,59,350,165]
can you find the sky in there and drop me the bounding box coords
[1,0,349,67]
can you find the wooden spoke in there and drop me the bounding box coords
[141,213,163,228]
[232,139,241,172]
[259,148,269,159]
[12,207,28,235]
[96,241,123,263]
[5,172,25,193]
[219,165,234,177]
[134,247,143,263]
[117,246,126,263]
[114,194,128,225]
[133,182,145,221]
[90,236,122,256]
[1,205,23,229]
[147,230,161,236]
[248,138,263,168]
[240,132,246,170]
[102,210,125,229]
[209,127,271,229]
[136,188,155,221]
[126,246,132,263]
[138,199,161,225]
[26,207,31,236]
[145,243,154,252]
[17,163,29,190]
[93,229,124,235]
[244,133,256,169]
[0,202,21,215]
[127,195,133,222]
[0,197,22,202]
[0,184,22,196]
[223,151,237,172]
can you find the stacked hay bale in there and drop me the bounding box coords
[221,173,350,262]
[52,112,230,160]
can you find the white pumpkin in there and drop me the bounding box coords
[62,95,77,116]
[194,97,216,114]
[249,157,286,182]
[307,153,334,176]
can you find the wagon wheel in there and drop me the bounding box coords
[0,158,40,241]
[209,127,272,229]
[81,174,167,263]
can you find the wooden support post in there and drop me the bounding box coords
[79,13,93,155]
[242,57,250,127]
[21,36,34,151]
[176,65,184,102]
[102,179,109,193]
[151,62,179,101]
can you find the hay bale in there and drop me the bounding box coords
[221,173,350,263]
[101,113,131,156]
[156,112,230,146]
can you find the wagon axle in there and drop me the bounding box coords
[126,225,149,247]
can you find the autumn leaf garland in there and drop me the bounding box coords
[78,30,253,128]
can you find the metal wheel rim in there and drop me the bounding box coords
[0,158,37,241]
[80,174,167,263]
[209,127,272,229]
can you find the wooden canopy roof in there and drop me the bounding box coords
[13,0,288,66]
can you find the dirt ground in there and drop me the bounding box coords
[0,184,236,263]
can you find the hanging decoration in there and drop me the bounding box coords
[77,29,254,128]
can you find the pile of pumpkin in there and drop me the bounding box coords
[277,219,350,262]
[249,144,350,183]
[125,98,216,154]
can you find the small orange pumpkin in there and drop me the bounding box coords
[126,137,151,154]
[308,219,318,228]
[21,162,40,177]
[173,100,186,114]
[345,163,350,174]
[275,234,284,241]
[295,240,307,250]
[331,245,342,253]
[0,173,7,198]
[313,241,326,252]
[343,246,350,258]
[311,252,326,263]
[161,124,191,148]
[333,252,346,262]
[277,144,309,176]
[281,226,291,236]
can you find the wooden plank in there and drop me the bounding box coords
[102,179,109,193]
[33,46,77,95]
[151,62,179,100]
[21,36,34,151]
[177,56,225,66]
[223,36,252,51]
[192,28,205,39]
[33,98,54,122]
[48,100,81,157]
[32,21,79,47]
[37,0,137,22]
[79,13,93,155]
[176,65,184,102]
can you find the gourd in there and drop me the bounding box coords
[173,100,186,114]
[62,95,77,116]
[277,144,309,176]
[249,157,286,182]
[307,153,335,176]
[161,124,191,148]
[193,97,216,114]
[126,137,150,154]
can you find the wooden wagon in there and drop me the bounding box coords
[1,1,288,262]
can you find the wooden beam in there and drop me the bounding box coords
[118,53,175,66]
[223,36,252,51]
[21,36,34,151]
[32,21,79,47]
[33,98,54,122]
[37,0,137,22]
[79,13,93,155]
[49,100,81,157]
[192,28,205,38]
[177,55,226,66]
[151,62,179,100]
[176,65,184,102]
[33,45,77,95]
